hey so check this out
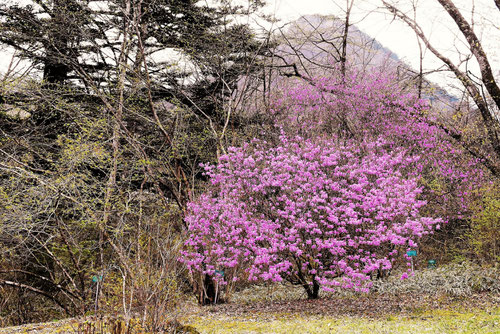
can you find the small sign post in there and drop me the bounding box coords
[92,274,103,314]
[428,259,436,269]
[214,270,224,304]
[92,275,103,283]
[407,250,417,271]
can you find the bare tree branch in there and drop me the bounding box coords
[436,0,500,111]
[382,0,500,163]
[0,279,70,315]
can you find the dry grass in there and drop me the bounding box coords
[1,262,499,333]
[230,262,500,304]
[371,262,500,297]
[187,308,500,334]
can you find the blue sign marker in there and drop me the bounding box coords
[92,275,103,283]
[407,250,417,257]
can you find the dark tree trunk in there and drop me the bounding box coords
[303,279,320,299]
[41,0,76,86]
[437,0,500,112]
[200,274,216,305]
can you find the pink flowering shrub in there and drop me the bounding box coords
[271,70,486,221]
[181,68,486,301]
[180,135,441,299]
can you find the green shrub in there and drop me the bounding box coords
[469,183,500,264]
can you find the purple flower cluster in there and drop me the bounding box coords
[180,135,441,292]
[180,69,484,295]
[271,70,485,220]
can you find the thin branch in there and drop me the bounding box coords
[0,279,70,315]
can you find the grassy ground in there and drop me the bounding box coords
[187,309,500,334]
[183,293,500,334]
[1,306,498,333]
[1,265,499,333]
[0,295,498,333]
[182,265,500,334]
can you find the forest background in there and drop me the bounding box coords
[0,0,499,330]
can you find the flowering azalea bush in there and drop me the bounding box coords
[180,135,442,298]
[271,71,486,221]
[181,69,488,301]
[271,70,421,139]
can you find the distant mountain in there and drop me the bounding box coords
[276,14,458,108]
[277,15,401,73]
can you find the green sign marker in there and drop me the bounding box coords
[92,275,103,283]
[407,250,417,257]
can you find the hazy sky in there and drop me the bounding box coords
[262,0,499,90]
[1,0,498,91]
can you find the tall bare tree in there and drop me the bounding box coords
[382,0,500,175]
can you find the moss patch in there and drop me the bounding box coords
[186,307,500,333]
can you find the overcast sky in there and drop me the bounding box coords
[1,0,499,92]
[262,0,499,90]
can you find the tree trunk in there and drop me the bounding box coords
[303,279,320,299]
[340,0,354,78]
[201,274,216,305]
[42,0,73,85]
[43,61,69,85]
[437,0,500,112]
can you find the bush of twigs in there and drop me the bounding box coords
[230,262,500,303]
[372,262,500,297]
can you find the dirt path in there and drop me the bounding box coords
[195,293,499,319]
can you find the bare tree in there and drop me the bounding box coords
[382,0,500,172]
